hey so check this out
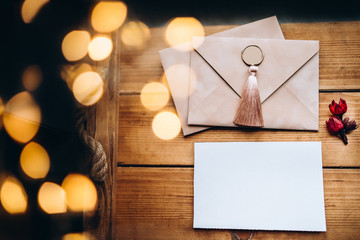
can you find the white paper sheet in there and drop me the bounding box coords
[194,142,326,232]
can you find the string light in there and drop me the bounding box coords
[120,21,151,48]
[88,35,113,61]
[62,174,97,212]
[22,65,43,92]
[165,17,205,51]
[152,112,181,140]
[60,63,93,91]
[21,0,50,24]
[0,176,28,214]
[72,71,104,106]
[3,91,41,143]
[140,82,169,111]
[62,30,91,62]
[38,182,67,214]
[20,142,50,179]
[62,232,95,240]
[91,1,127,33]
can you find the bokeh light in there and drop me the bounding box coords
[120,21,151,48]
[62,30,91,62]
[0,176,28,214]
[0,96,4,116]
[62,174,97,212]
[91,1,127,33]
[152,111,181,140]
[20,142,50,179]
[165,17,205,51]
[62,232,95,240]
[22,65,43,91]
[21,0,50,24]
[61,63,93,90]
[164,64,197,98]
[88,35,113,61]
[72,71,104,106]
[38,182,67,214]
[3,91,41,143]
[140,82,169,111]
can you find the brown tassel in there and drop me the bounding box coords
[233,66,264,128]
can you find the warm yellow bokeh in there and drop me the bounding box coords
[62,30,91,62]
[152,111,181,140]
[22,65,43,91]
[0,176,28,214]
[62,174,97,212]
[38,182,67,214]
[21,0,50,23]
[164,64,197,98]
[62,232,94,240]
[140,82,169,111]
[165,17,205,51]
[61,63,93,91]
[120,21,151,48]
[91,1,127,33]
[72,71,104,106]
[3,91,41,143]
[20,142,50,179]
[88,35,113,61]
[0,96,4,116]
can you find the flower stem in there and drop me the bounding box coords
[339,129,348,145]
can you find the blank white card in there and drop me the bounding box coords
[194,142,326,231]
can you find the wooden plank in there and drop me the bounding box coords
[85,29,120,239]
[118,92,360,167]
[117,167,360,240]
[119,21,360,93]
[281,22,360,91]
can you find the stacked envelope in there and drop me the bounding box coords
[159,16,319,136]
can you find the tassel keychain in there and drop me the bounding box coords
[233,45,264,128]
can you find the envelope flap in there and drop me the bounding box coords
[192,37,319,102]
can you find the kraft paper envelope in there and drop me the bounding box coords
[194,142,326,231]
[159,16,284,136]
[188,37,319,130]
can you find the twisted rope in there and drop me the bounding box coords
[75,107,108,182]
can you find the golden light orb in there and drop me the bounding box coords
[72,71,104,106]
[120,21,151,48]
[62,30,91,62]
[152,111,181,140]
[88,35,113,61]
[38,182,67,214]
[20,142,50,179]
[91,1,127,33]
[62,174,97,212]
[0,176,28,214]
[165,17,205,51]
[3,91,41,143]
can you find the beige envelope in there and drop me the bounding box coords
[188,37,319,130]
[159,16,284,136]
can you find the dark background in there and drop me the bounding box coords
[125,0,360,27]
[0,0,359,239]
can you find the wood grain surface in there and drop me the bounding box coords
[116,21,360,239]
[119,21,360,93]
[85,29,120,239]
[117,167,360,240]
[119,92,360,167]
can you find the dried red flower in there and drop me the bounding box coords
[343,117,359,132]
[326,116,344,134]
[329,98,347,117]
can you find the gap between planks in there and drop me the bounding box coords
[119,90,360,96]
[117,164,360,169]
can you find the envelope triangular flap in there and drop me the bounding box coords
[192,37,319,103]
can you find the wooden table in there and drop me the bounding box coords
[114,21,360,239]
